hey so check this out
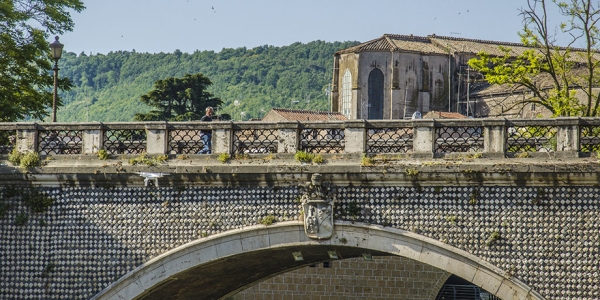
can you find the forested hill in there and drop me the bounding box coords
[57,40,359,122]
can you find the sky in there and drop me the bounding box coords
[59,0,564,55]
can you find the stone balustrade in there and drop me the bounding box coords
[2,117,599,158]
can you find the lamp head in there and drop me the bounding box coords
[49,36,64,61]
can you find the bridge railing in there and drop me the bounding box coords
[2,117,600,158]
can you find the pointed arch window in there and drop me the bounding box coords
[368,68,384,119]
[341,70,352,119]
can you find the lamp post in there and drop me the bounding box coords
[49,36,64,122]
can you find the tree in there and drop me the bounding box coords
[468,0,600,117]
[0,0,85,122]
[134,73,223,121]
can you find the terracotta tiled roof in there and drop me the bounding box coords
[428,35,531,56]
[336,34,530,55]
[337,34,445,55]
[423,111,468,119]
[336,34,600,60]
[263,108,347,121]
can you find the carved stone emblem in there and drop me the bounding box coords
[300,173,335,240]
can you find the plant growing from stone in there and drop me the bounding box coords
[9,149,41,168]
[8,148,22,166]
[405,168,419,176]
[19,152,40,168]
[486,231,501,246]
[217,153,230,163]
[233,153,250,160]
[311,154,323,164]
[445,215,457,224]
[294,150,314,163]
[258,215,277,225]
[360,154,374,166]
[466,152,483,159]
[97,149,109,160]
[128,153,167,166]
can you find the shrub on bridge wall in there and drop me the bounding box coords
[20,152,41,168]
[8,148,21,165]
[128,153,168,166]
[217,153,230,163]
[97,149,109,160]
[294,150,322,164]
[8,149,41,169]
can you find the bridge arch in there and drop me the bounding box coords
[93,221,541,300]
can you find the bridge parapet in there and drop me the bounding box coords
[1,119,600,299]
[1,117,599,158]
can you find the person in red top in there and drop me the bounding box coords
[198,107,213,154]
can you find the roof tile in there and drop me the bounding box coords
[263,108,347,121]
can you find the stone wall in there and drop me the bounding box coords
[0,184,598,299]
[230,256,450,300]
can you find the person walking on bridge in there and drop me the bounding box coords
[198,107,213,154]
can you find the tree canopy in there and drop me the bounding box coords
[134,73,222,121]
[0,0,85,121]
[468,0,600,117]
[55,40,358,122]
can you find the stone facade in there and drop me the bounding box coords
[1,184,598,299]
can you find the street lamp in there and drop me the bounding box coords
[49,36,64,122]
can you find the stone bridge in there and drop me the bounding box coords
[0,118,599,300]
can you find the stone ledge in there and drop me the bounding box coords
[1,154,599,187]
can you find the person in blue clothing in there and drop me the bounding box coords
[198,107,213,154]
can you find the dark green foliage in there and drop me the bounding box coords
[42,262,56,278]
[3,186,19,199]
[22,189,53,213]
[0,201,8,219]
[134,73,222,121]
[346,201,361,218]
[0,0,84,122]
[15,212,28,225]
[57,41,359,121]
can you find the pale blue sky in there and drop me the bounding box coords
[60,0,565,55]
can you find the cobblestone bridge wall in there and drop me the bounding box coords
[0,184,598,299]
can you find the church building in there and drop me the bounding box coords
[330,34,532,119]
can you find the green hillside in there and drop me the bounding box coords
[56,40,358,122]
